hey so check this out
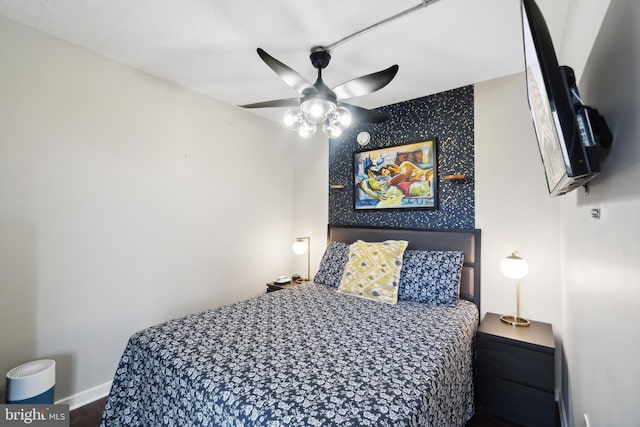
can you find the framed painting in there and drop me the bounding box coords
[353,139,437,210]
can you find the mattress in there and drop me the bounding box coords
[101,283,478,426]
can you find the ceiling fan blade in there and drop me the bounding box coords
[239,98,300,109]
[332,65,399,99]
[257,48,315,95]
[340,102,390,124]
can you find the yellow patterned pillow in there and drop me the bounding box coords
[338,240,408,304]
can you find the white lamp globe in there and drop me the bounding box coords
[336,106,352,127]
[323,121,344,138]
[500,253,529,280]
[301,97,336,124]
[297,120,317,139]
[292,239,308,255]
[283,108,302,130]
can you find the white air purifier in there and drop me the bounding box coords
[5,359,56,404]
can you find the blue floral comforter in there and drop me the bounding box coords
[101,283,478,426]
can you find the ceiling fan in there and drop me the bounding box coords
[239,46,398,138]
[238,0,441,138]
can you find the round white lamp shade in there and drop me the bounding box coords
[292,239,308,255]
[500,253,528,280]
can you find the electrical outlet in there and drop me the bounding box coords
[584,414,591,427]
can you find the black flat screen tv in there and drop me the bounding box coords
[521,0,611,196]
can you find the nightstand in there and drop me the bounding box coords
[266,282,300,293]
[476,312,556,427]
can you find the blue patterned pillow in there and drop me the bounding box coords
[398,250,464,306]
[313,242,350,287]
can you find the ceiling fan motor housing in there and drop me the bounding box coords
[310,48,331,70]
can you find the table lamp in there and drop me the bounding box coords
[292,237,311,282]
[500,252,530,326]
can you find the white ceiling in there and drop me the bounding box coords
[0,0,571,123]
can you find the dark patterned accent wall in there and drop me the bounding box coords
[329,85,474,229]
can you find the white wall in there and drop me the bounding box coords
[558,0,611,83]
[475,73,562,327]
[0,16,296,406]
[291,132,329,280]
[474,73,563,394]
[559,1,640,425]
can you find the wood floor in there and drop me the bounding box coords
[71,396,518,427]
[70,397,108,427]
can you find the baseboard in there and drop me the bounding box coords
[55,381,112,410]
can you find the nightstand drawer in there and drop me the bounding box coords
[476,371,556,427]
[477,334,554,392]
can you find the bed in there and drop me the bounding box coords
[101,225,481,426]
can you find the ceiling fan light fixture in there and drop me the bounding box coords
[336,106,353,127]
[297,119,317,139]
[283,107,303,130]
[300,96,337,124]
[322,107,352,138]
[245,44,395,138]
[322,121,344,138]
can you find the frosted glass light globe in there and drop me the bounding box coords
[292,239,308,255]
[336,106,352,127]
[301,97,336,124]
[297,120,317,139]
[500,253,529,280]
[283,108,302,129]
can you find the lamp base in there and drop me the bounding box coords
[500,314,530,327]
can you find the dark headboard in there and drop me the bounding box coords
[327,225,481,312]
